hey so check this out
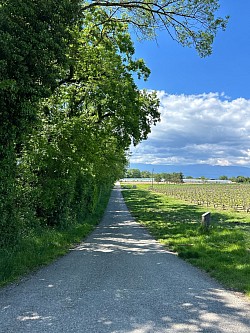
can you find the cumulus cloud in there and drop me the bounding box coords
[130,92,250,166]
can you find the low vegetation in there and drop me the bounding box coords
[122,184,250,297]
[0,191,110,287]
[153,183,250,212]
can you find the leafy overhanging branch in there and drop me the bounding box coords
[81,0,228,57]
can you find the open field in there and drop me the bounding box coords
[121,184,250,297]
[151,183,250,213]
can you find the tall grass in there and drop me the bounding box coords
[122,185,250,297]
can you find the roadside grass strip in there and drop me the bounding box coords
[122,185,250,297]
[0,195,110,288]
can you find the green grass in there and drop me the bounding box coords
[122,185,250,297]
[0,195,109,288]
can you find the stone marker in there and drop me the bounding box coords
[201,212,211,229]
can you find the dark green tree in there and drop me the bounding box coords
[219,175,228,180]
[126,169,142,178]
[20,13,159,228]
[141,171,151,178]
[154,174,162,183]
[0,0,82,245]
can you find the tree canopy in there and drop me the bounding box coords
[82,0,228,57]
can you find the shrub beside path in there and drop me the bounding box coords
[0,184,250,332]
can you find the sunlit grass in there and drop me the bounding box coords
[122,185,250,297]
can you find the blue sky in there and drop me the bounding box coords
[130,0,250,169]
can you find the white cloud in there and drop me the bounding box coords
[130,92,250,166]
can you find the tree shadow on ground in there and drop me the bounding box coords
[122,189,250,295]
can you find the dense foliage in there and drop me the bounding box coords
[0,0,227,248]
[124,169,184,183]
[0,0,83,246]
[230,176,250,183]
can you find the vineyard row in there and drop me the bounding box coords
[151,184,250,212]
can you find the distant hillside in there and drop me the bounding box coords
[129,163,250,179]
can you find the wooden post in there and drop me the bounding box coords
[201,212,211,229]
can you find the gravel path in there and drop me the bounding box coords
[0,184,250,333]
